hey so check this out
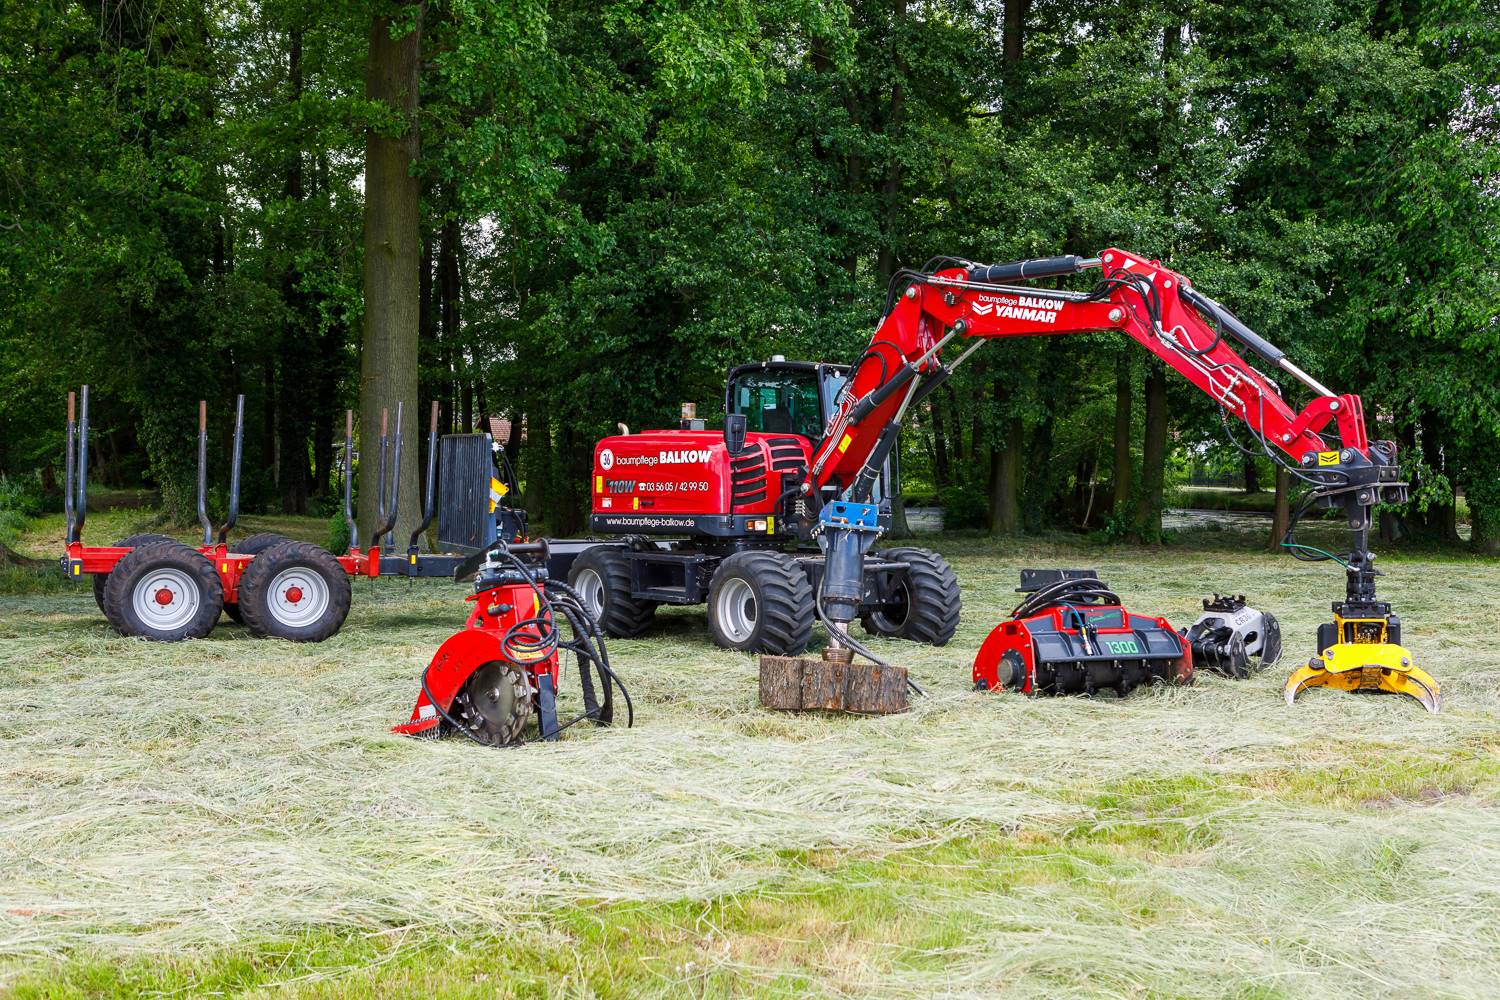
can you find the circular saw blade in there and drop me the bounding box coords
[454,661,535,746]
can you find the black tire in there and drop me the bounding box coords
[236,540,352,642]
[223,533,295,623]
[568,546,657,638]
[103,541,223,641]
[860,546,960,646]
[92,533,178,615]
[706,550,812,655]
[233,532,293,556]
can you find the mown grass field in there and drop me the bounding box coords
[2,507,1499,998]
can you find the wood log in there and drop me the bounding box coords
[800,658,845,710]
[758,655,806,710]
[758,655,908,714]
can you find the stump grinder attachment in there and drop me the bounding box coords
[972,570,1192,696]
[393,541,633,746]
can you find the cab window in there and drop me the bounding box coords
[730,371,824,441]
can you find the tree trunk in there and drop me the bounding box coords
[1419,407,1460,543]
[1111,350,1132,517]
[522,396,549,518]
[503,408,522,472]
[1002,0,1028,118]
[987,417,1021,533]
[1133,363,1167,540]
[931,395,951,488]
[277,27,310,515]
[1267,464,1290,552]
[1467,465,1500,554]
[359,5,423,543]
[263,357,278,493]
[1242,457,1261,494]
[888,447,913,539]
[1021,413,1054,532]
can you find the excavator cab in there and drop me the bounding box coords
[725,358,889,504]
[725,358,847,447]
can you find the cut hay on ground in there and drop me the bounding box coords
[2,533,1499,996]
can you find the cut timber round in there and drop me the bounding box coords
[759,654,907,714]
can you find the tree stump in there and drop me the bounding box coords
[759,654,908,714]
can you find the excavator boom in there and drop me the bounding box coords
[803,247,1437,711]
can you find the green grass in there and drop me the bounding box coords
[2,518,1499,997]
[1167,484,1282,513]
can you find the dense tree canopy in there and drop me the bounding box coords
[2,0,1497,547]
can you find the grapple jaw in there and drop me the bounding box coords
[1283,642,1441,713]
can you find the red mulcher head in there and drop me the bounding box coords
[972,570,1192,697]
[394,542,632,746]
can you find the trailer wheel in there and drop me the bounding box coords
[222,533,294,622]
[234,532,292,555]
[707,551,812,655]
[92,533,177,615]
[236,541,351,642]
[861,547,960,646]
[103,541,223,641]
[568,546,656,638]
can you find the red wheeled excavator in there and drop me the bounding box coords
[572,247,1439,711]
[567,361,960,655]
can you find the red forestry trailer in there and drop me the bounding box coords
[61,387,531,642]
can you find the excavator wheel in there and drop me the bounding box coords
[569,546,657,638]
[861,547,961,646]
[92,533,177,616]
[707,550,812,655]
[103,541,224,642]
[222,532,293,623]
[236,540,351,642]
